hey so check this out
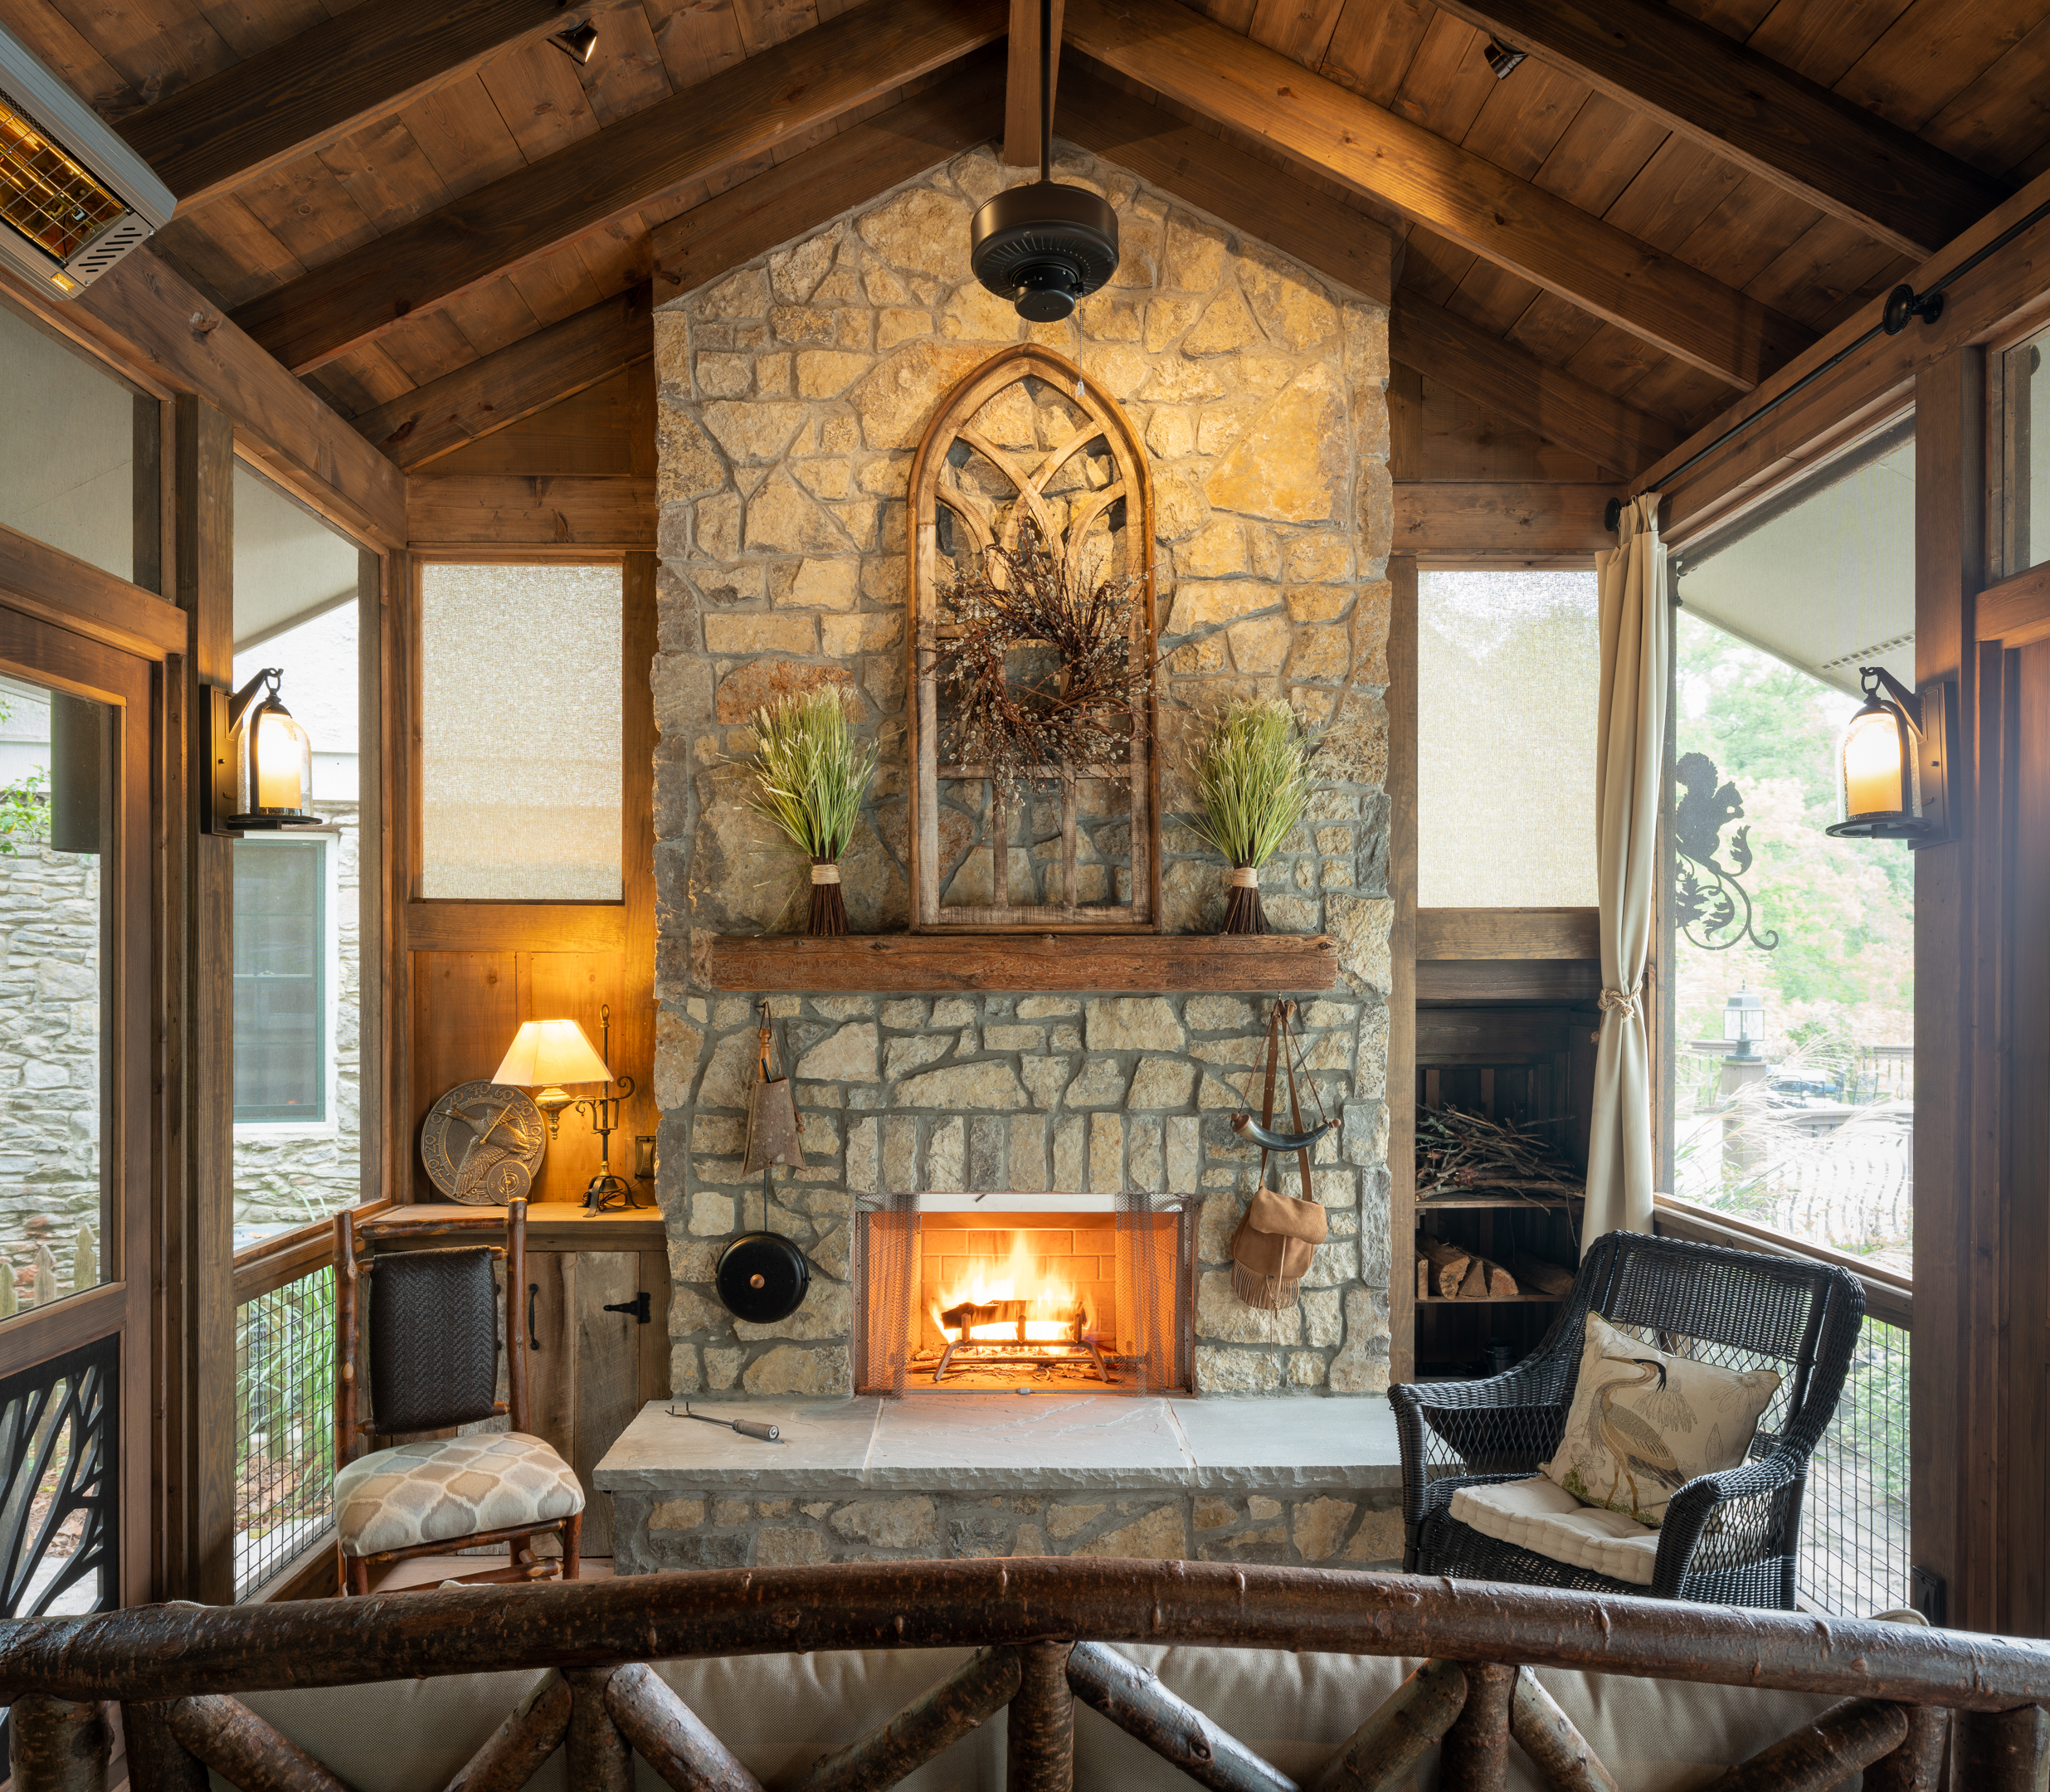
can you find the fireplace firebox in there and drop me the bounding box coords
[855,1195,1193,1394]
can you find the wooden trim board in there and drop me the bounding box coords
[705,932,1340,991]
[1417,908,1600,961]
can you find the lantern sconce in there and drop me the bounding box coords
[1824,665,1956,846]
[204,667,324,837]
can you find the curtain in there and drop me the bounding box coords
[1585,494,1668,1250]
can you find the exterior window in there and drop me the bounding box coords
[232,840,326,1123]
[1997,321,2050,577]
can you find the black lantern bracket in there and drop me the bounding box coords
[1825,666,1958,849]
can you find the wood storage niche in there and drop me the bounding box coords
[906,344,1161,931]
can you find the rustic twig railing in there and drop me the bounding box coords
[3,1560,2040,1792]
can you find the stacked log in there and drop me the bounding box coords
[1510,1253,1575,1298]
[1415,1239,1527,1299]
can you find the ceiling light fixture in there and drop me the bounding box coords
[0,24,173,298]
[968,0,1118,322]
[1483,38,1527,79]
[549,16,600,63]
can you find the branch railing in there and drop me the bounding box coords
[1653,1194,1912,1618]
[4,1562,2048,1792]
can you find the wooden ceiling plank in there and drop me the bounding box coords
[650,64,1004,295]
[1669,170,1826,293]
[231,0,1006,373]
[1560,318,1677,402]
[438,275,546,362]
[0,2,139,117]
[197,0,330,62]
[231,154,382,270]
[113,0,571,208]
[1247,0,1347,69]
[1064,0,1811,387]
[1503,289,1609,373]
[41,0,236,101]
[731,0,821,53]
[1745,0,1913,90]
[1427,0,2009,257]
[393,71,531,192]
[476,34,605,164]
[1528,91,1669,216]
[307,343,416,416]
[428,370,643,478]
[1444,256,1546,336]
[353,284,652,469]
[1392,291,1677,475]
[1057,66,1392,303]
[314,112,467,237]
[1315,0,1433,109]
[1454,53,1590,179]
[1005,0,1066,168]
[576,2,676,125]
[641,0,748,89]
[150,192,304,309]
[1917,14,2050,178]
[1389,10,1497,141]
[507,247,611,330]
[1599,133,1750,254]
[1742,212,1906,329]
[375,309,485,391]
[1396,225,1481,307]
[1833,0,2050,134]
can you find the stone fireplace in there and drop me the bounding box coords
[855,1195,1192,1393]
[647,136,1396,1411]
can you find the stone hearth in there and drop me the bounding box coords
[600,1395,1404,1572]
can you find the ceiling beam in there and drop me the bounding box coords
[1428,0,2007,261]
[1005,0,1066,168]
[1063,0,1810,390]
[1390,293,1678,477]
[1395,481,1614,559]
[354,286,654,472]
[231,0,1007,376]
[653,72,1003,296]
[114,0,570,210]
[1058,68,1390,304]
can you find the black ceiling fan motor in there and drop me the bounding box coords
[970,182,1120,322]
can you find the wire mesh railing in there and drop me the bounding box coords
[233,1264,335,1599]
[1799,1315,1911,1617]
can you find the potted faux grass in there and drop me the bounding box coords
[745,687,879,936]
[1186,698,1317,935]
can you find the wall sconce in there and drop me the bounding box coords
[1824,665,1955,845]
[492,1007,643,1214]
[1483,38,1527,78]
[204,668,323,835]
[548,14,598,61]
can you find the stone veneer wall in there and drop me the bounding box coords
[651,141,1395,1400]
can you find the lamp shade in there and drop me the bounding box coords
[229,668,319,827]
[494,1020,612,1089]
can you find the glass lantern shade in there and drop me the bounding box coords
[1723,990,1765,1053]
[229,671,319,828]
[1827,668,1930,840]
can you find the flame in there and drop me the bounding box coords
[934,1231,1081,1343]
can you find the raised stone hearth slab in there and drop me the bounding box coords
[600,1395,1404,1573]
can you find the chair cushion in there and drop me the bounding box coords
[1541,1312,1780,1526]
[1451,1477,1660,1587]
[336,1431,583,1559]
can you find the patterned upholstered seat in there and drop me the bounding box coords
[335,1430,584,1560]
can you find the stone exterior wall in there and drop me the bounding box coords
[615,1484,1403,1573]
[652,142,1394,1400]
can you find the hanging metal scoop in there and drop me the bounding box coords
[743,1001,804,1174]
[1230,1112,1341,1153]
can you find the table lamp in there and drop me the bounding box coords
[494,1011,640,1212]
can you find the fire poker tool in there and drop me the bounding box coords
[668,1400,781,1443]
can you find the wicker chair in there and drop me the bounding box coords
[1390,1230,1865,1608]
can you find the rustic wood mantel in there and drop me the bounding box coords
[703,933,1340,993]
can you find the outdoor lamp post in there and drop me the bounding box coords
[1825,665,1951,842]
[1722,989,1765,1061]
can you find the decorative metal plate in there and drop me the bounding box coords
[421,1081,546,1204]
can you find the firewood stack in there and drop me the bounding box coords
[1415,1239,1579,1300]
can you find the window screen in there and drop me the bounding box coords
[417,563,623,901]
[1417,568,1599,908]
[1999,323,2050,577]
[234,840,325,1122]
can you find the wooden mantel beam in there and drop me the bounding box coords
[1390,292,1678,477]
[114,0,570,210]
[1428,0,2007,261]
[1005,0,1067,168]
[1062,0,1811,390]
[231,0,1007,375]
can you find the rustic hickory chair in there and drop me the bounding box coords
[1390,1230,1864,1608]
[332,1199,582,1594]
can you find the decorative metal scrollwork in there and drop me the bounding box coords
[0,1332,115,1624]
[1674,751,1780,952]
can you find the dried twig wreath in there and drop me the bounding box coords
[932,519,1156,792]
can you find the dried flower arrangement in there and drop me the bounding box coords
[932,521,1155,791]
[743,687,879,937]
[1184,697,1318,934]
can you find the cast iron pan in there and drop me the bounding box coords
[716,1229,811,1324]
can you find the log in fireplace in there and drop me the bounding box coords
[855,1195,1193,1394]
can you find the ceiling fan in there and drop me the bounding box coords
[967,0,1120,321]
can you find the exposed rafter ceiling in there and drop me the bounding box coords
[5,0,2045,478]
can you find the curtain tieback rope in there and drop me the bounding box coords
[1598,980,1643,1023]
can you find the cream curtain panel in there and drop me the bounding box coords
[1585,494,1669,1249]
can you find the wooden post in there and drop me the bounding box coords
[1505,1670,1616,1792]
[1064,1642,1294,1792]
[1957,1704,2050,1790]
[1307,1658,1467,1792]
[565,1668,633,1792]
[1006,1642,1074,1792]
[1863,1705,1949,1792]
[604,1662,762,1792]
[164,1694,353,1792]
[791,1645,1022,1792]
[1715,1699,1911,1791]
[119,1704,209,1792]
[9,1695,111,1792]
[507,1199,528,1435]
[446,1668,572,1792]
[1436,1662,1513,1792]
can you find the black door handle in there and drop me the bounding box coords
[604,1292,651,1325]
[528,1283,540,1351]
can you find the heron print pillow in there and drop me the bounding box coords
[1540,1312,1782,1527]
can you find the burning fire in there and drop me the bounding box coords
[932,1231,1087,1344]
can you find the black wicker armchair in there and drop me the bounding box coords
[1390,1230,1865,1608]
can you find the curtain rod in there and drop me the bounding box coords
[1605,190,2050,532]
